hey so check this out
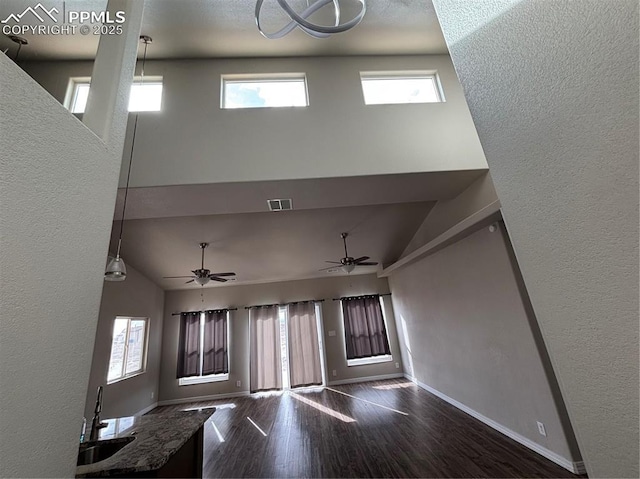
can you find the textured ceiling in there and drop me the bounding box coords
[112,201,433,290]
[0,0,447,60]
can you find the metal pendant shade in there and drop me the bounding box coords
[105,251,127,282]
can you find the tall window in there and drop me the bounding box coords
[66,77,163,113]
[177,310,229,386]
[341,295,392,366]
[107,317,148,383]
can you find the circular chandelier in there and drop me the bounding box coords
[255,0,367,39]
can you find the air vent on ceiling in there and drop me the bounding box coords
[267,198,293,211]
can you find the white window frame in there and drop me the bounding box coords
[107,316,149,384]
[359,70,445,105]
[64,76,164,113]
[220,73,309,109]
[341,296,394,367]
[178,311,230,386]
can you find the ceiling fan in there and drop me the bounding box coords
[163,243,236,286]
[321,232,378,273]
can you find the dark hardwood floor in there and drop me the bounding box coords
[149,379,584,478]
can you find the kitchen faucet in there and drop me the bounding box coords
[89,385,107,441]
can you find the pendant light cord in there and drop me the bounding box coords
[116,37,150,256]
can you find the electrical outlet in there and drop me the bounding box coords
[395,362,400,369]
[150,391,154,399]
[328,330,336,337]
[537,421,546,436]
[332,369,337,377]
[236,380,241,388]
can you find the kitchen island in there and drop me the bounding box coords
[76,410,213,478]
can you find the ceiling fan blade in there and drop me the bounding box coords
[209,272,236,277]
[356,261,378,266]
[209,277,228,282]
[325,261,342,264]
[319,265,341,271]
[185,279,195,284]
[353,256,370,263]
[163,276,195,279]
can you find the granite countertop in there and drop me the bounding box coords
[76,410,214,478]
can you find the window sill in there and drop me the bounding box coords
[347,355,393,367]
[107,370,145,385]
[178,373,229,386]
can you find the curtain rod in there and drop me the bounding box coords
[332,293,392,301]
[171,307,238,316]
[244,299,325,310]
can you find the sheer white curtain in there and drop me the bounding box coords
[287,302,322,388]
[249,305,282,392]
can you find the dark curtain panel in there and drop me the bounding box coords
[203,310,228,375]
[250,305,283,393]
[287,302,323,388]
[177,312,201,378]
[342,296,391,359]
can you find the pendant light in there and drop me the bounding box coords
[255,0,366,40]
[8,35,28,62]
[105,35,152,282]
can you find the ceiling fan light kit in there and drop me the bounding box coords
[342,263,356,274]
[255,0,366,39]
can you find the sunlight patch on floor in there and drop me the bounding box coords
[210,420,226,442]
[290,392,356,423]
[326,387,409,416]
[373,382,415,390]
[247,416,268,436]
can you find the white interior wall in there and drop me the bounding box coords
[0,53,133,479]
[24,54,487,188]
[0,2,142,475]
[433,1,639,477]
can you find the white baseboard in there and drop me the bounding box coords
[134,401,158,416]
[404,374,585,475]
[327,373,404,386]
[157,390,250,406]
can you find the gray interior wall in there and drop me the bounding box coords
[401,172,498,257]
[389,224,580,463]
[159,274,402,402]
[84,265,164,420]
[433,1,639,477]
[0,47,134,478]
[24,54,487,188]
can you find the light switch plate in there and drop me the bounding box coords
[328,330,336,337]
